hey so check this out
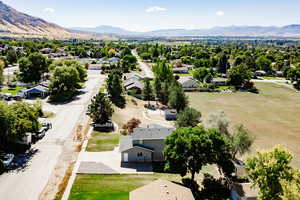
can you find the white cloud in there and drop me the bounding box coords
[216,11,224,16]
[43,8,55,13]
[146,6,167,13]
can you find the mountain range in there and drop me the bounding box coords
[71,25,300,38]
[1,0,300,39]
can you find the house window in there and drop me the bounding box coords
[137,152,143,157]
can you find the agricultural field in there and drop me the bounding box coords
[187,82,300,167]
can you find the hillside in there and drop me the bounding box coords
[0,1,74,38]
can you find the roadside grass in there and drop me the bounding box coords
[68,174,180,200]
[0,86,25,95]
[86,131,120,152]
[187,82,300,167]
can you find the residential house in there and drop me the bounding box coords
[178,76,198,89]
[119,125,175,162]
[130,179,195,200]
[231,183,258,200]
[164,109,177,120]
[124,75,145,93]
[19,84,48,99]
[40,48,52,55]
[89,64,102,70]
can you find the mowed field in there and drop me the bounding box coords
[187,83,300,167]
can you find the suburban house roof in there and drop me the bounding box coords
[178,76,198,88]
[25,85,48,93]
[124,73,144,81]
[132,127,175,140]
[119,136,154,152]
[126,81,145,90]
[130,179,195,200]
[212,77,228,82]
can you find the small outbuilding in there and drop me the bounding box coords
[178,76,198,89]
[212,77,228,86]
[20,85,48,99]
[130,179,195,200]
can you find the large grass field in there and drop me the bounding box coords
[187,82,300,167]
[68,174,182,200]
[86,131,120,152]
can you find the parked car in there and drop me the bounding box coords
[3,154,14,168]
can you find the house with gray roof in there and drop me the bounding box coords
[119,126,175,163]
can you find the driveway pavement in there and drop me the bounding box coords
[0,70,105,200]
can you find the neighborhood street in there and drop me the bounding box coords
[132,49,154,79]
[0,70,105,200]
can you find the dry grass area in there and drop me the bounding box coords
[187,82,300,167]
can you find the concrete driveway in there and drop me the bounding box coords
[0,70,105,200]
[77,147,153,174]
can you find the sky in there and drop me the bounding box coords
[2,0,300,31]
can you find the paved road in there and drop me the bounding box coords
[0,70,105,200]
[131,49,154,79]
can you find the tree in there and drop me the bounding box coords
[168,84,189,112]
[164,126,234,181]
[230,125,254,160]
[281,169,300,200]
[191,67,213,82]
[228,64,253,89]
[206,111,230,136]
[142,79,153,101]
[87,92,114,124]
[50,60,87,82]
[106,72,125,107]
[6,49,18,64]
[121,55,137,72]
[49,66,80,101]
[246,145,294,200]
[0,60,4,86]
[176,107,201,127]
[19,53,49,83]
[256,56,272,73]
[216,52,230,74]
[287,64,300,89]
[121,118,141,135]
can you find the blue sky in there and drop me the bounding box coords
[2,0,300,31]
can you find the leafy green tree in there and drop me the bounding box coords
[256,56,272,73]
[50,60,86,82]
[0,56,8,68]
[121,55,137,72]
[287,64,300,89]
[192,67,214,83]
[0,60,4,86]
[140,52,152,60]
[49,66,80,101]
[281,169,300,200]
[88,92,114,124]
[19,53,49,83]
[142,79,153,101]
[216,52,230,74]
[164,126,234,181]
[6,49,18,64]
[176,107,201,127]
[106,72,125,108]
[228,64,253,88]
[168,84,189,112]
[230,125,254,160]
[246,145,294,200]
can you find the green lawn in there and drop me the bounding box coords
[86,131,120,152]
[187,82,300,167]
[0,87,25,95]
[68,174,182,200]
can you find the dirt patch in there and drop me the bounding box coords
[39,117,91,200]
